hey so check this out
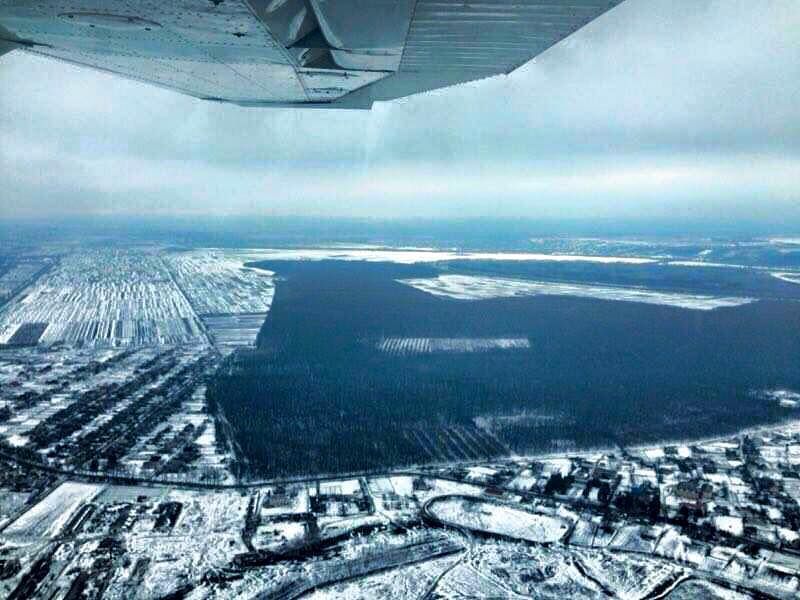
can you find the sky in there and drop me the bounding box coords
[0,0,798,221]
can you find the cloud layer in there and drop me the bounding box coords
[1,0,798,219]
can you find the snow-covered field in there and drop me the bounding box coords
[427,496,569,542]
[3,482,103,538]
[761,388,800,408]
[232,247,657,265]
[0,261,44,299]
[164,251,274,315]
[306,554,460,600]
[377,337,529,355]
[667,580,752,600]
[772,272,800,285]
[439,542,602,599]
[667,260,749,269]
[165,251,275,352]
[400,274,754,310]
[202,313,268,354]
[0,251,205,347]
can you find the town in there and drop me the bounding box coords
[2,415,800,597]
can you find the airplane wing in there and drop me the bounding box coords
[0,1,624,108]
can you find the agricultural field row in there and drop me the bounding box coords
[202,313,268,355]
[377,337,530,355]
[0,251,206,348]
[164,251,274,315]
[165,251,275,353]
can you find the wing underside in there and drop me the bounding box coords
[0,0,624,108]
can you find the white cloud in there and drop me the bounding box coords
[0,0,798,219]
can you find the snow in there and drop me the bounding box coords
[772,272,800,285]
[400,275,754,310]
[255,521,306,549]
[608,525,660,553]
[427,497,569,542]
[667,580,752,600]
[0,251,205,347]
[167,489,250,534]
[3,482,103,538]
[0,322,20,344]
[507,471,538,491]
[388,476,415,497]
[713,516,744,537]
[667,260,748,269]
[377,337,529,355]
[306,554,461,599]
[233,247,657,265]
[542,458,572,476]
[762,389,800,406]
[644,448,665,460]
[444,542,606,598]
[766,506,783,521]
[574,547,684,599]
[655,527,693,562]
[165,251,275,315]
[466,466,497,481]
[165,250,275,351]
[569,519,598,546]
[779,528,800,543]
[6,433,28,447]
[316,479,362,496]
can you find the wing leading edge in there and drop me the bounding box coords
[0,0,624,108]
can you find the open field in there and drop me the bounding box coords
[202,313,269,353]
[0,251,205,347]
[426,495,569,542]
[165,250,275,352]
[232,247,658,265]
[0,260,49,305]
[2,482,102,539]
[164,251,274,315]
[401,274,755,310]
[773,272,800,285]
[377,337,529,355]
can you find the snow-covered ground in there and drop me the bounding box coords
[3,482,103,538]
[761,388,800,408]
[400,274,754,310]
[667,580,752,600]
[306,554,460,600]
[427,496,569,542]
[165,250,275,352]
[164,251,275,315]
[667,260,749,269]
[376,337,529,355]
[772,272,800,285]
[231,247,657,265]
[439,542,604,599]
[0,251,205,347]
